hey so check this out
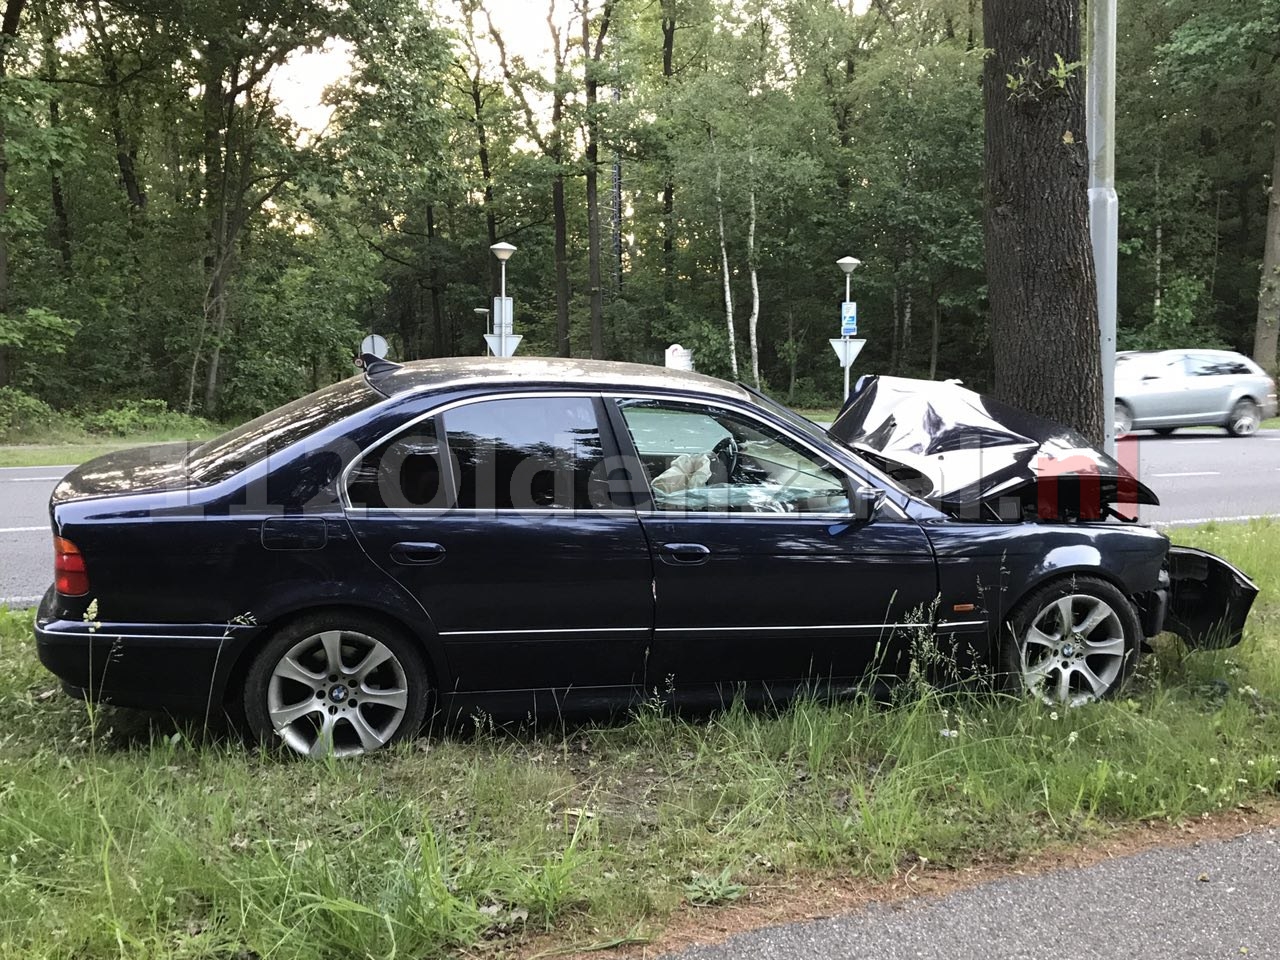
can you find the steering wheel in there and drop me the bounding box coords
[711,435,739,483]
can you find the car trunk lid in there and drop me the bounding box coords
[50,442,199,505]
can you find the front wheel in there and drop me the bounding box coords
[1002,577,1141,707]
[244,612,430,758]
[1226,399,1261,437]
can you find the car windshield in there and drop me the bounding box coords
[186,377,381,483]
[742,386,913,498]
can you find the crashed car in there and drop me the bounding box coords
[34,359,1256,757]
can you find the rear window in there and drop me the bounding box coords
[187,377,380,483]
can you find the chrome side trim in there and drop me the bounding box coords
[935,619,989,629]
[654,622,931,633]
[438,626,649,637]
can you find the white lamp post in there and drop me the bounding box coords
[490,242,517,359]
[474,307,491,355]
[833,256,864,402]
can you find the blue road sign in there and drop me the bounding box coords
[841,301,858,337]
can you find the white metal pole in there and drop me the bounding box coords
[1088,0,1118,457]
[499,260,508,359]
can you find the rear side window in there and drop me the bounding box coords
[444,397,605,510]
[346,418,445,509]
[187,378,380,483]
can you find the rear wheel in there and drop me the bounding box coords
[1002,577,1140,707]
[1226,399,1261,437]
[244,612,429,758]
[1114,402,1134,437]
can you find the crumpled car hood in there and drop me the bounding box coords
[828,375,1159,521]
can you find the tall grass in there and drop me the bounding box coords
[1,520,1277,957]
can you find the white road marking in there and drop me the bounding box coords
[1,596,41,609]
[1154,513,1280,528]
[0,526,47,534]
[1171,439,1221,444]
[1150,471,1220,478]
[0,476,63,482]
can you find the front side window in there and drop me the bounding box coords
[617,399,850,514]
[444,396,605,510]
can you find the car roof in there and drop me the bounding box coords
[366,355,753,403]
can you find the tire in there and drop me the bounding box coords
[1226,399,1261,437]
[244,611,429,758]
[1153,427,1176,436]
[1001,576,1141,707]
[1114,402,1134,437]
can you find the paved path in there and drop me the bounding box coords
[2,430,1279,607]
[667,828,1280,960]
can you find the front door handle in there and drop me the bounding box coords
[661,542,711,565]
[390,541,446,566]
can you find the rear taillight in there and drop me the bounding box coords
[53,536,89,596]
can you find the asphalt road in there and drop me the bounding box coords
[666,828,1280,960]
[2,429,1279,607]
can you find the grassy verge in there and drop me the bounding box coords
[0,429,217,468]
[1,521,1278,958]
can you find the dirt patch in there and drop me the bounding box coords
[523,800,1280,960]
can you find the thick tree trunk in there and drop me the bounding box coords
[982,0,1103,443]
[469,74,500,302]
[0,0,29,389]
[1252,112,1280,372]
[90,0,145,210]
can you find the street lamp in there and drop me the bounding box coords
[490,242,517,358]
[474,307,491,355]
[834,256,864,402]
[837,256,861,304]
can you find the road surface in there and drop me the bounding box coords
[666,827,1280,960]
[3,430,1279,607]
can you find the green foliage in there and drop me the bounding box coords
[78,399,211,437]
[0,387,61,439]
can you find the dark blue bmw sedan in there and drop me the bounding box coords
[35,357,1256,757]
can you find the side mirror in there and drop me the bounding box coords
[853,486,885,522]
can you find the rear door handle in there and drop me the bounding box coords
[390,541,446,566]
[661,542,711,565]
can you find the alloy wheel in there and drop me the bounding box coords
[1113,403,1133,437]
[266,629,409,757]
[1019,594,1126,707]
[1229,400,1260,437]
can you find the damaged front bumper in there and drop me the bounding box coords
[1162,546,1258,649]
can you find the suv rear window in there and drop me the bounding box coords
[187,377,381,483]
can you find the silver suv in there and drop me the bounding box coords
[1114,349,1277,437]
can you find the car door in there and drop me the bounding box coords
[1125,353,1189,424]
[609,396,937,694]
[1182,354,1238,424]
[343,393,653,695]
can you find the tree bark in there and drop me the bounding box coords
[583,0,613,360]
[660,1,676,313]
[0,0,29,389]
[89,0,145,210]
[713,137,737,377]
[39,3,70,271]
[1252,110,1280,372]
[427,203,444,358]
[929,296,940,380]
[982,0,1103,443]
[745,162,761,387]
